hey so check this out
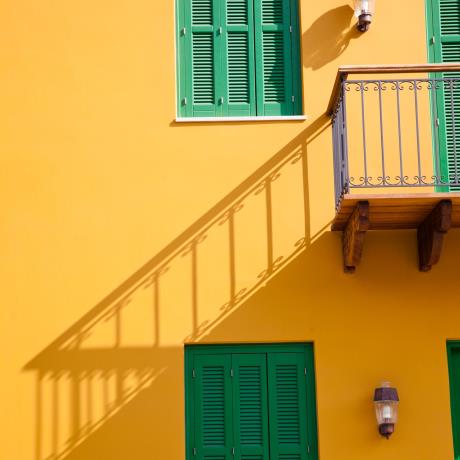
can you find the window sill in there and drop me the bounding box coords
[175,115,307,123]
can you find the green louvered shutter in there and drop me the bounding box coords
[430,0,460,189]
[179,0,223,117]
[221,0,257,116]
[447,343,460,459]
[254,0,300,116]
[232,354,270,459]
[194,354,234,459]
[267,352,308,460]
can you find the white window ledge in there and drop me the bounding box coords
[175,115,307,123]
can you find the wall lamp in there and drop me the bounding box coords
[354,0,375,32]
[374,382,399,439]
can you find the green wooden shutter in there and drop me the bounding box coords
[267,352,308,460]
[179,0,223,117]
[194,354,234,459]
[221,0,257,116]
[254,0,300,116]
[448,343,460,459]
[429,0,460,190]
[232,354,270,459]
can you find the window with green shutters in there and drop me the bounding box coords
[176,0,302,118]
[184,343,318,460]
[447,342,460,458]
[427,0,460,190]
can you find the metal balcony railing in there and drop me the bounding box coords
[328,64,460,209]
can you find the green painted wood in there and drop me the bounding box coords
[185,343,317,460]
[194,354,234,459]
[289,0,302,115]
[221,0,257,116]
[447,342,460,459]
[254,0,295,116]
[427,0,460,191]
[177,0,301,118]
[448,343,460,458]
[232,354,270,459]
[267,352,308,460]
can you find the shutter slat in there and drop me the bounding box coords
[440,0,460,34]
[228,33,250,103]
[262,0,283,23]
[193,34,214,104]
[263,31,285,102]
[192,0,213,25]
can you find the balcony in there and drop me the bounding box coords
[328,64,460,272]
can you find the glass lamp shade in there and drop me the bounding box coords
[374,400,399,425]
[373,382,399,438]
[353,0,375,17]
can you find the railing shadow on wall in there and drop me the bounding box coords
[24,114,330,460]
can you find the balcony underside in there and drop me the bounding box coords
[332,193,460,231]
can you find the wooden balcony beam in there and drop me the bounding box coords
[343,201,369,273]
[417,199,452,272]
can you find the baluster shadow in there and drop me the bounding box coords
[24,114,330,460]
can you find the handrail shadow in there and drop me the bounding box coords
[24,114,330,460]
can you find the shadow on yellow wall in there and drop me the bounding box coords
[23,113,330,460]
[302,5,360,71]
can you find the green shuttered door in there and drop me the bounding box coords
[177,0,301,117]
[428,0,460,189]
[185,344,317,460]
[447,342,460,459]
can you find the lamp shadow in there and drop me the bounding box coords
[302,5,360,71]
[24,114,330,460]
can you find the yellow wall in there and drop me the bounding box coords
[1,0,459,459]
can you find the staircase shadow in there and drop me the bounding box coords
[24,115,330,460]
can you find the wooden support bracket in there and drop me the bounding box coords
[343,201,369,273]
[417,199,452,272]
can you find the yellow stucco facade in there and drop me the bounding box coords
[2,0,460,459]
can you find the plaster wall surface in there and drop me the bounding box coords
[1,1,458,459]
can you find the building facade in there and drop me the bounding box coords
[2,0,460,459]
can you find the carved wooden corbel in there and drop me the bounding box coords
[418,199,452,272]
[343,201,369,273]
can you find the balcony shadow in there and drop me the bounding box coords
[24,114,330,460]
[302,5,360,71]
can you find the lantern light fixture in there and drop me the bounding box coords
[354,0,375,32]
[373,382,399,439]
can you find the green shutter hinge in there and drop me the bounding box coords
[183,97,188,106]
[232,447,235,456]
[192,369,196,378]
[193,447,197,456]
[182,27,187,36]
[431,36,435,45]
[292,95,295,103]
[307,444,310,455]
[304,367,307,375]
[290,25,293,33]
[230,369,234,377]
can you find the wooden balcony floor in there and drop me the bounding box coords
[332,193,460,231]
